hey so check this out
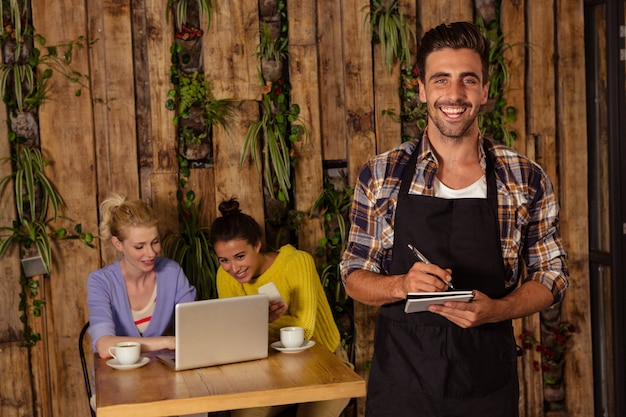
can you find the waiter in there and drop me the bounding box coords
[340,22,569,417]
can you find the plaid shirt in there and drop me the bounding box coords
[340,135,569,304]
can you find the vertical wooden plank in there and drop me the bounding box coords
[516,314,545,417]
[188,168,216,231]
[287,1,324,255]
[212,101,264,229]
[527,1,557,190]
[204,0,259,101]
[317,0,347,161]
[89,0,139,198]
[0,94,21,336]
[341,0,376,185]
[417,0,473,34]
[501,0,528,157]
[88,0,139,266]
[0,343,34,417]
[31,0,102,416]
[555,2,594,416]
[372,44,401,154]
[340,2,377,415]
[150,172,180,235]
[145,0,179,235]
[289,44,324,255]
[131,0,156,202]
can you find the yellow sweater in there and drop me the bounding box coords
[217,244,340,352]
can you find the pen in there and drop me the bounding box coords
[407,244,455,290]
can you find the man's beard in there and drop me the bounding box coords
[427,100,478,140]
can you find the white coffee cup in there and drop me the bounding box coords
[280,326,304,349]
[108,341,141,365]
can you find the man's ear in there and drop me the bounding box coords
[418,79,426,103]
[481,81,490,105]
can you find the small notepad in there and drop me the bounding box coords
[404,291,474,313]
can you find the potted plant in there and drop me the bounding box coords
[364,0,415,74]
[166,0,214,31]
[0,147,94,276]
[254,21,288,82]
[167,70,234,162]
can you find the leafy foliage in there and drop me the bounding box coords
[0,34,93,113]
[241,78,308,202]
[162,201,219,300]
[166,0,215,31]
[0,148,94,345]
[254,21,288,63]
[364,0,415,74]
[519,322,577,387]
[312,175,355,355]
[475,15,517,146]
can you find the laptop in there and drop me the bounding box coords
[157,294,269,371]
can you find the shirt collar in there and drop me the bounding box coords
[418,130,488,174]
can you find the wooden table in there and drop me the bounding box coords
[95,342,366,417]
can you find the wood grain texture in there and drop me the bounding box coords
[555,1,593,416]
[289,43,324,254]
[31,1,101,416]
[501,0,527,156]
[204,0,259,101]
[317,0,347,161]
[212,100,265,228]
[417,0,473,35]
[527,1,558,190]
[341,0,376,185]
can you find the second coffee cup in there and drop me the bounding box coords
[280,326,304,348]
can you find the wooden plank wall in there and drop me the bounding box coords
[0,1,593,417]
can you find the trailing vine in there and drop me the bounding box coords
[0,0,95,345]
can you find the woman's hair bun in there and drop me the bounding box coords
[218,198,241,217]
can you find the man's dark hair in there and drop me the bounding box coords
[416,21,490,85]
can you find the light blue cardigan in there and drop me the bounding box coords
[87,257,196,352]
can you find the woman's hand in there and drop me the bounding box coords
[268,300,288,322]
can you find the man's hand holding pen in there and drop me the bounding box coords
[401,260,453,295]
[407,244,455,290]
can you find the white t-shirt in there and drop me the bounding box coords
[433,175,487,199]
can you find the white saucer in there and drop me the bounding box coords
[106,356,150,370]
[271,340,315,354]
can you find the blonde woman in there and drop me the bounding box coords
[87,193,196,358]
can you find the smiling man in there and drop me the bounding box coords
[340,22,569,417]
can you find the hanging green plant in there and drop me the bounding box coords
[241,78,308,202]
[254,21,288,63]
[0,34,93,113]
[0,147,94,273]
[0,147,94,345]
[364,0,415,74]
[166,0,215,31]
[166,70,235,161]
[475,15,517,146]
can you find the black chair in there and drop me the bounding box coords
[79,321,96,417]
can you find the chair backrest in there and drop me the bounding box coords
[79,321,96,417]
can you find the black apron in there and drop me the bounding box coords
[365,144,519,417]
